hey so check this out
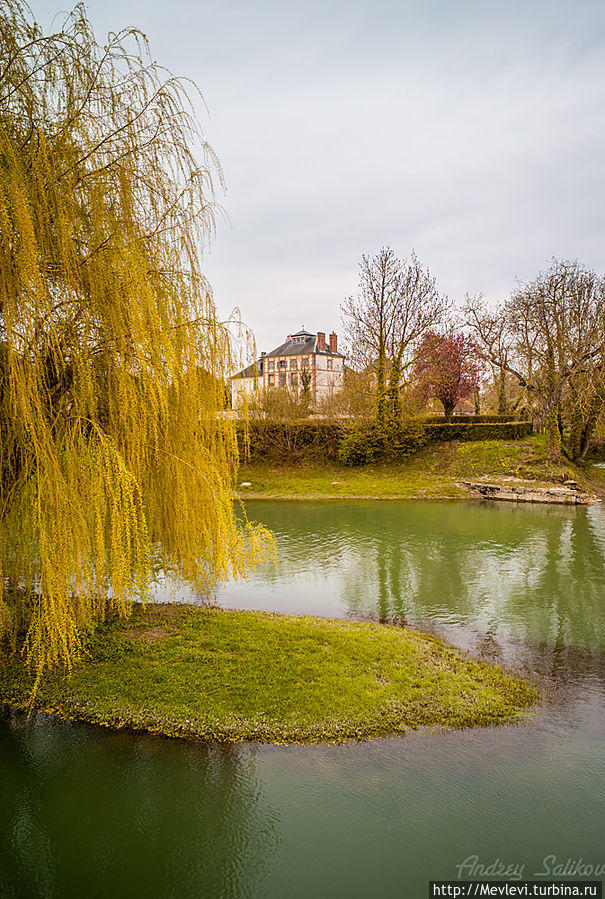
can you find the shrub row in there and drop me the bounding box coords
[411,414,525,424]
[237,421,346,463]
[338,422,532,465]
[237,420,533,465]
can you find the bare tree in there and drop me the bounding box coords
[465,259,605,461]
[342,248,448,424]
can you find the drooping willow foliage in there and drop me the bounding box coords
[0,1,270,678]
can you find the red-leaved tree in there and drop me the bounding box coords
[414,332,482,420]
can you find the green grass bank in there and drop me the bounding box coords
[236,435,603,501]
[0,605,537,744]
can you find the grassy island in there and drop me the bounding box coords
[1,604,537,744]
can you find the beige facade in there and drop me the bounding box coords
[231,329,344,409]
[230,360,262,409]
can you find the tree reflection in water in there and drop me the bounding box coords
[225,499,605,672]
[0,710,279,899]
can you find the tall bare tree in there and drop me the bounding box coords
[342,248,448,424]
[465,259,605,461]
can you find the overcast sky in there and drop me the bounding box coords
[29,0,605,356]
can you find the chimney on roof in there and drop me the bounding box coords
[329,332,337,353]
[317,331,326,352]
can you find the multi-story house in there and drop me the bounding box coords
[231,328,345,408]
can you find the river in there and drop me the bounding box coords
[1,500,604,897]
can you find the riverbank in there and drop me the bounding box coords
[0,604,537,744]
[235,435,603,501]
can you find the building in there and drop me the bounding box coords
[231,328,345,408]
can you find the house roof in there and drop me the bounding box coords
[264,334,344,359]
[231,330,344,379]
[290,329,314,338]
[264,335,317,357]
[231,360,263,379]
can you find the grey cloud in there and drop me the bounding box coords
[28,0,605,352]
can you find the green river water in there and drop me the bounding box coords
[2,499,605,898]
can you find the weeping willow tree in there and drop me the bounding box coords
[0,1,269,680]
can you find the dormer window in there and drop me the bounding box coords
[289,330,314,346]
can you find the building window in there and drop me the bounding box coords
[301,357,309,369]
[327,358,333,370]
[278,372,286,386]
[279,359,287,369]
[291,373,298,387]
[268,374,275,386]
[290,358,298,370]
[267,360,274,371]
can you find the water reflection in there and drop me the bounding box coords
[3,500,605,898]
[215,501,605,654]
[0,709,279,899]
[154,498,605,728]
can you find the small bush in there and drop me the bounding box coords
[338,429,382,465]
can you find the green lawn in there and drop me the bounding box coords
[0,604,537,744]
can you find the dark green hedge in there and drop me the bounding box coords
[424,421,532,442]
[338,422,532,465]
[237,419,533,465]
[237,421,346,463]
[414,414,525,424]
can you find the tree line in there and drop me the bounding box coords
[341,249,605,463]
